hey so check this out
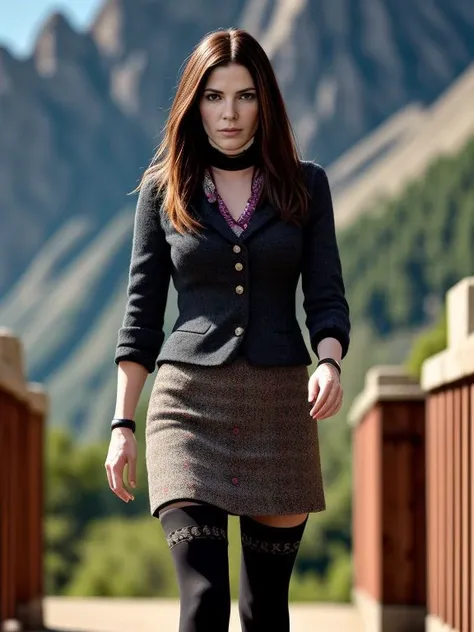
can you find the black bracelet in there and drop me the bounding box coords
[111,418,136,433]
[316,357,341,376]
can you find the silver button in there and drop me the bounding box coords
[233,245,241,254]
[235,262,243,271]
[235,327,244,336]
[235,285,244,295]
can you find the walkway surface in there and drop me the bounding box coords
[44,597,364,632]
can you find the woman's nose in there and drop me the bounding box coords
[222,99,238,120]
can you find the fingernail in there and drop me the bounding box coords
[131,482,136,488]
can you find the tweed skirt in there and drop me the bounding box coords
[145,356,326,517]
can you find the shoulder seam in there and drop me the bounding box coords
[300,160,326,191]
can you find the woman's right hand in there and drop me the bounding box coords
[105,427,137,503]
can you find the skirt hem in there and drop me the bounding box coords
[150,492,326,519]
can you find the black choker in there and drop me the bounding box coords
[205,140,259,171]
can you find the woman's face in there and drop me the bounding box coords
[199,63,259,155]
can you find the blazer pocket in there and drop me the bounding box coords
[174,319,212,335]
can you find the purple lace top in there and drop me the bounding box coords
[203,169,264,237]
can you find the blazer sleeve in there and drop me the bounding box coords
[114,177,172,373]
[301,162,351,359]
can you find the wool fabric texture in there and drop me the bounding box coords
[114,162,351,373]
[145,357,325,517]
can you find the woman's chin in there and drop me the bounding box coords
[213,137,251,154]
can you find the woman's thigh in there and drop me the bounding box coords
[157,500,206,519]
[246,513,308,527]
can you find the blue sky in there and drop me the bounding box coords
[0,1,101,57]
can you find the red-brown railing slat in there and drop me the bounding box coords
[454,387,462,630]
[461,384,470,632]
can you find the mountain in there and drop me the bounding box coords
[91,0,474,164]
[1,0,474,436]
[0,2,244,296]
[2,0,474,294]
[330,63,474,227]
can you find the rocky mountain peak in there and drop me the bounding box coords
[0,45,15,94]
[33,10,100,78]
[90,0,125,60]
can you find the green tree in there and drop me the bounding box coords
[66,516,178,597]
[339,135,474,335]
[45,399,150,593]
[405,307,447,379]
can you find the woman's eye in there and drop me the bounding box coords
[205,93,256,101]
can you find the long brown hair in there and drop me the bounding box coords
[136,28,309,233]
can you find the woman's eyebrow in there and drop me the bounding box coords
[203,87,256,94]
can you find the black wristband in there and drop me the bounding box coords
[111,418,136,433]
[316,357,341,376]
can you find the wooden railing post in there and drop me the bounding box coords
[0,331,24,630]
[0,329,46,631]
[16,384,47,630]
[421,276,474,632]
[349,365,426,632]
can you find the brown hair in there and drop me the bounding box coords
[136,28,309,233]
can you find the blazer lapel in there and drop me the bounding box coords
[195,196,239,244]
[240,202,276,242]
[194,193,277,244]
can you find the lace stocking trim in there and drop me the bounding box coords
[166,525,227,549]
[241,533,301,555]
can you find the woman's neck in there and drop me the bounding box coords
[205,136,258,172]
[210,165,255,183]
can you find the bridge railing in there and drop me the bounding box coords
[421,277,474,632]
[349,276,474,632]
[0,329,47,631]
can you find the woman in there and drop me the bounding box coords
[105,28,350,632]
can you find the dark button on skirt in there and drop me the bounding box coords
[145,356,326,517]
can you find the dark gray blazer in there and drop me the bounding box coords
[114,161,350,373]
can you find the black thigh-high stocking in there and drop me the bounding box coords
[238,515,308,632]
[159,504,231,632]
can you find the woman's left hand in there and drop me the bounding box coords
[308,362,343,420]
